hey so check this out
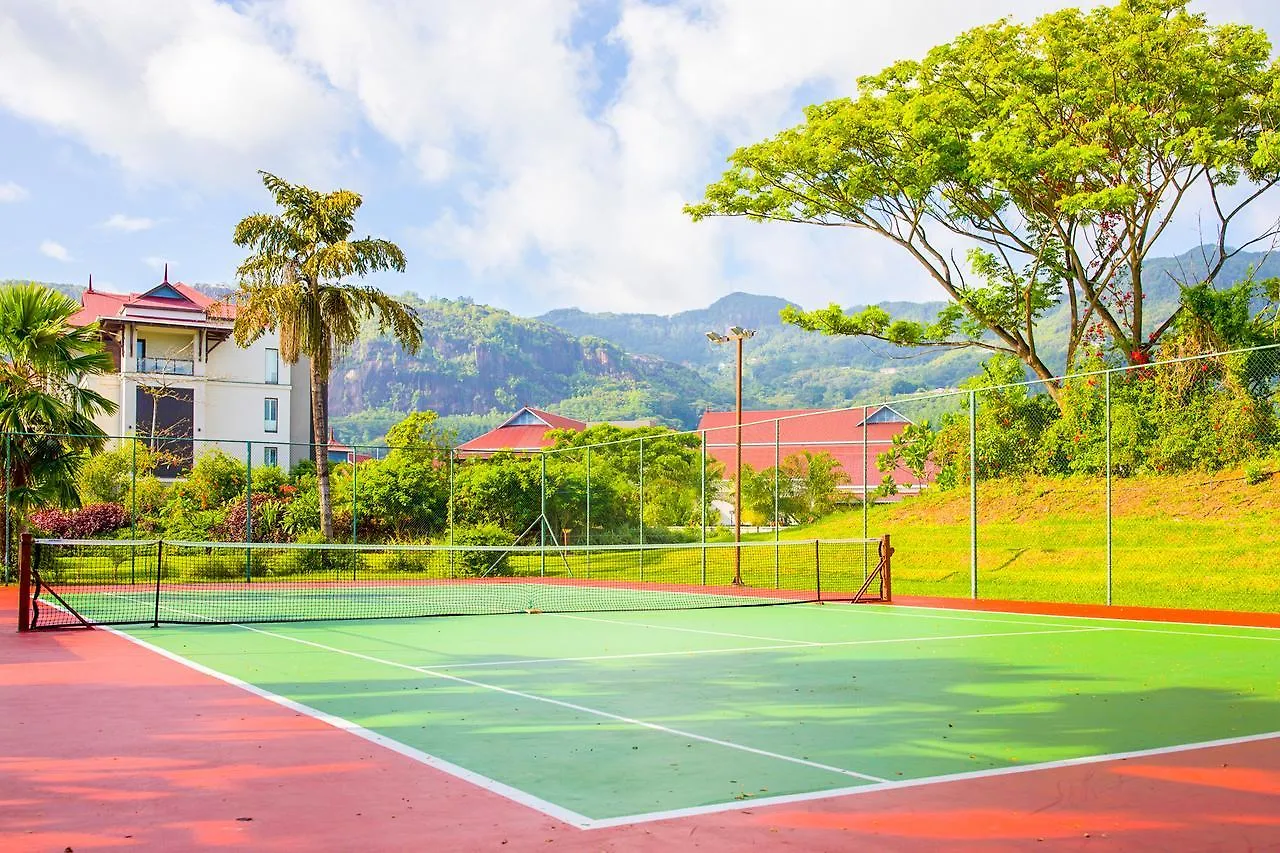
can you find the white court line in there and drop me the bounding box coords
[98,622,1280,831]
[99,625,598,829]
[853,601,1280,638]
[233,622,891,785]
[585,727,1280,829]
[554,612,821,645]
[435,626,1108,670]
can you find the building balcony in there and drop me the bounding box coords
[134,356,196,376]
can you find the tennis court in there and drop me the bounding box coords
[12,533,1280,846]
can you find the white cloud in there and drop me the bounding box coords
[103,213,156,232]
[40,239,71,262]
[0,0,345,186]
[0,180,28,202]
[143,256,169,271]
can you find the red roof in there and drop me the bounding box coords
[696,407,927,490]
[69,279,236,327]
[456,408,587,456]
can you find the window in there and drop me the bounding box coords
[264,398,279,433]
[265,348,279,384]
[135,338,146,360]
[263,446,278,467]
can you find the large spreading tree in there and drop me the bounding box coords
[686,0,1280,402]
[230,171,423,539]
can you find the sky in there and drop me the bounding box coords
[2,0,1278,317]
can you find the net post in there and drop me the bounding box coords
[968,389,978,599]
[1105,369,1113,606]
[17,532,32,632]
[153,539,164,628]
[245,440,253,583]
[880,533,893,602]
[814,538,821,603]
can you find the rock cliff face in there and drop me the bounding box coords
[327,295,720,427]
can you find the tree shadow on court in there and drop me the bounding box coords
[240,632,1280,818]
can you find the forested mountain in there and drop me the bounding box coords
[7,245,1276,442]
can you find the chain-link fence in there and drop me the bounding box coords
[5,344,1280,613]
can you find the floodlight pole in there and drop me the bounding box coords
[734,334,744,585]
[707,326,756,586]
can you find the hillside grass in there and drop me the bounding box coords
[748,469,1280,613]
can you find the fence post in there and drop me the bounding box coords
[585,444,592,577]
[3,432,11,584]
[862,405,870,580]
[351,448,359,547]
[969,390,978,600]
[448,445,455,579]
[774,418,780,588]
[638,436,645,581]
[130,436,138,584]
[1105,369,1113,606]
[700,431,707,585]
[540,452,547,577]
[245,441,253,583]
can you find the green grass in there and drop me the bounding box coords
[750,472,1280,613]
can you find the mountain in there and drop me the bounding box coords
[327,295,727,433]
[7,245,1276,442]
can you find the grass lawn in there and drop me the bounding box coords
[751,471,1280,613]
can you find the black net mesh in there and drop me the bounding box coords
[27,537,888,627]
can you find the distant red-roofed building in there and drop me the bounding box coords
[67,269,311,476]
[696,406,929,498]
[455,408,588,458]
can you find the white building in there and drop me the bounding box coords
[70,273,312,476]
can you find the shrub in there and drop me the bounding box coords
[448,524,516,577]
[28,503,129,539]
[290,530,361,576]
[213,494,288,543]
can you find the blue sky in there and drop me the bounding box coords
[2,0,1279,317]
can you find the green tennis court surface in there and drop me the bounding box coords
[115,603,1280,826]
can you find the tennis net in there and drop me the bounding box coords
[18,535,892,629]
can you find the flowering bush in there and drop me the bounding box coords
[28,503,130,538]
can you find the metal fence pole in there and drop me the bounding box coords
[969,390,978,600]
[774,418,780,588]
[862,405,869,580]
[700,430,707,585]
[448,445,455,578]
[351,448,359,546]
[130,436,138,584]
[585,444,592,576]
[3,432,11,584]
[245,441,253,582]
[1105,369,1113,606]
[638,436,645,580]
[540,451,547,577]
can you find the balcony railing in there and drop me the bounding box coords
[136,356,195,376]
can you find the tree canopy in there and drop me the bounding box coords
[230,171,423,539]
[686,0,1280,399]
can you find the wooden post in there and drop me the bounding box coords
[17,533,32,632]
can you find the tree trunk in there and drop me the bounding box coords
[310,358,333,540]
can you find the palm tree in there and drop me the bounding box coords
[0,284,117,522]
[230,171,423,539]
